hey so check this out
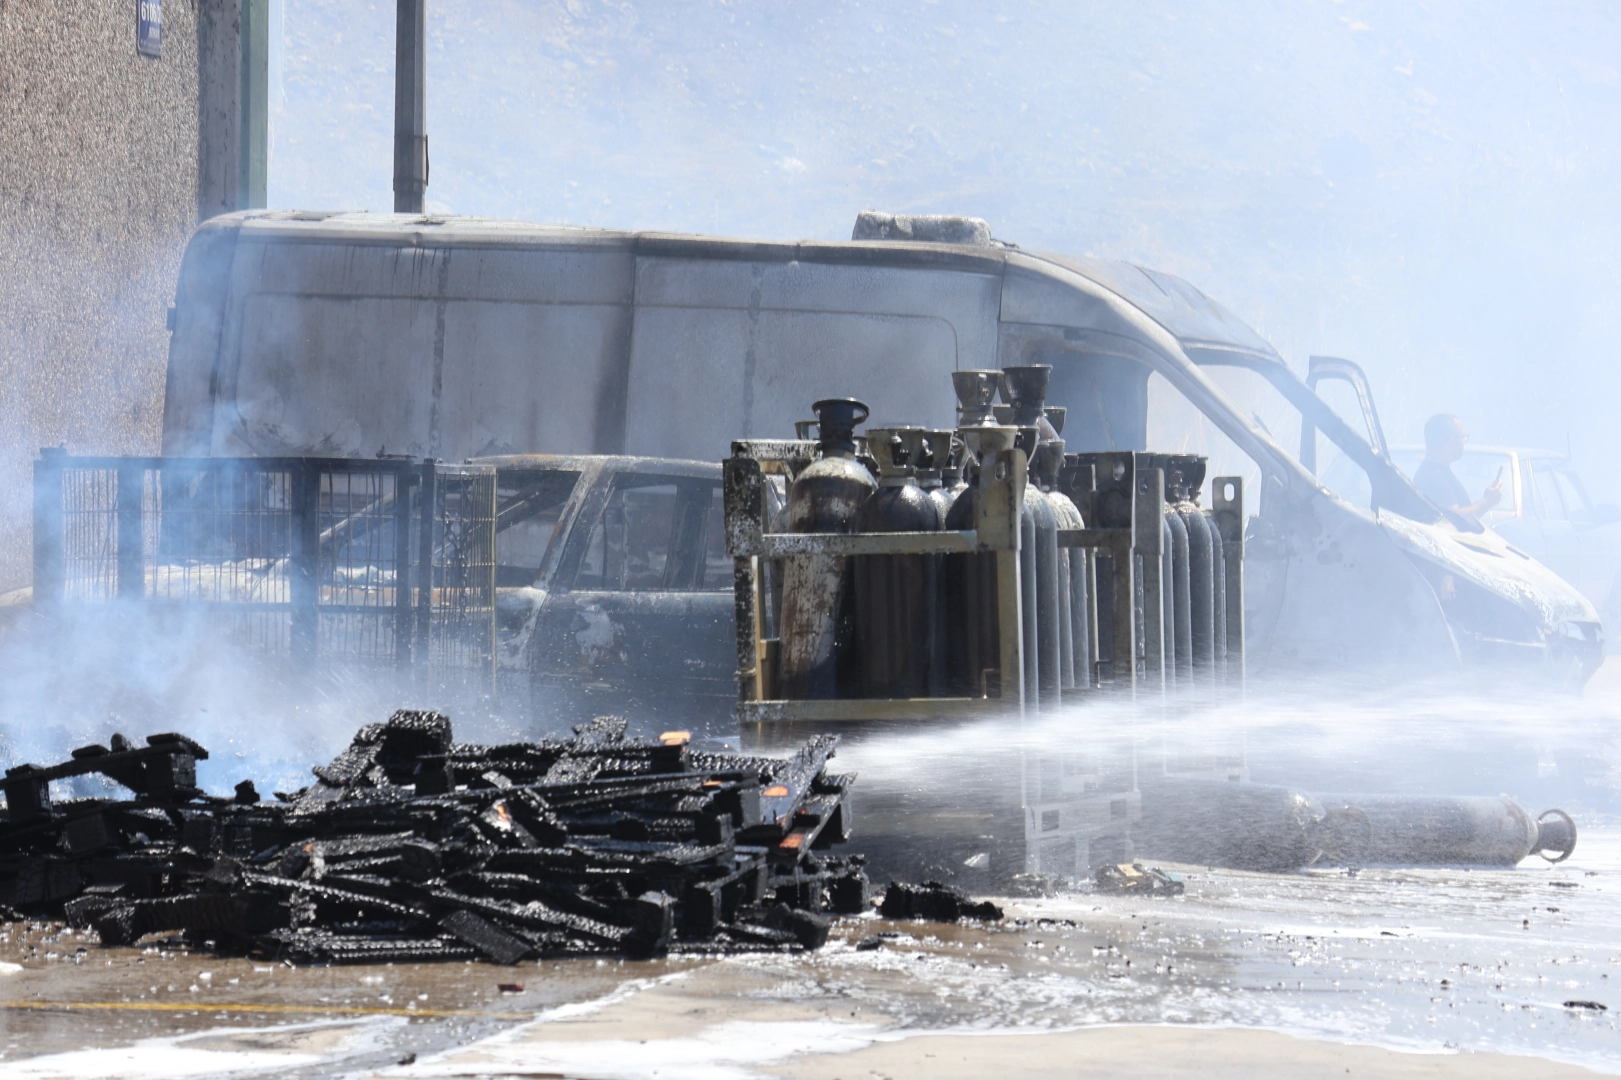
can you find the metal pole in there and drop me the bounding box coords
[240,0,269,209]
[1212,475,1246,688]
[291,462,321,667]
[1110,535,1136,695]
[115,462,145,601]
[724,458,764,708]
[33,449,66,617]
[981,447,1026,715]
[393,0,428,213]
[393,469,415,670]
[416,460,439,667]
[1135,468,1166,697]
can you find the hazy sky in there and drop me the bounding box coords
[268,0,1621,493]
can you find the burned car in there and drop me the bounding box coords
[480,454,741,737]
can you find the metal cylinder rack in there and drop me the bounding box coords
[724,380,1248,885]
[723,400,1246,724]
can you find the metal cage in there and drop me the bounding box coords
[32,452,497,692]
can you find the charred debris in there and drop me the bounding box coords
[879,880,1004,922]
[0,712,869,963]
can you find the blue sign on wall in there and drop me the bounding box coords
[137,0,162,58]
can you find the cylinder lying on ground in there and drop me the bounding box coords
[1134,780,1327,872]
[1135,781,1578,871]
[1317,795,1579,867]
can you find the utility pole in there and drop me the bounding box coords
[240,0,268,209]
[393,0,428,214]
[198,0,268,217]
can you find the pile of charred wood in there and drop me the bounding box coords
[0,712,866,963]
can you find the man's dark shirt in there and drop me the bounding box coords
[1413,459,1470,511]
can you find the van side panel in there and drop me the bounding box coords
[624,256,1000,461]
[212,236,634,460]
[438,296,633,459]
[996,263,1167,455]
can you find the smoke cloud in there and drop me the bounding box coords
[5,2,1620,851]
[267,0,1621,499]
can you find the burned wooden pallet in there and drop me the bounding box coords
[0,710,866,965]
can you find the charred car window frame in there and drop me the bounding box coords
[493,468,583,587]
[569,474,727,593]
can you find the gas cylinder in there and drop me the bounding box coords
[1172,455,1228,678]
[777,398,876,699]
[984,418,1044,706]
[1058,453,1101,691]
[853,428,942,698]
[1160,514,1176,689]
[1001,366,1062,706]
[920,429,960,696]
[1038,406,1093,694]
[1167,456,1217,684]
[1033,439,1085,694]
[1136,779,1326,872]
[1020,441,1050,706]
[1163,485,1193,683]
[1205,486,1228,678]
[1315,795,1578,867]
[939,438,969,505]
[943,372,1005,699]
[1139,783,1578,871]
[944,375,1016,702]
[918,429,959,523]
[953,369,1000,428]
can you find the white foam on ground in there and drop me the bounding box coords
[392,1017,885,1080]
[387,971,886,1080]
[0,1015,394,1078]
[388,972,728,1078]
[1,1042,322,1078]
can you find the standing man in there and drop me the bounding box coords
[1413,413,1502,522]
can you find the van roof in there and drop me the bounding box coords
[201,210,1281,366]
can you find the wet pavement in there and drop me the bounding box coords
[0,925,677,1076]
[1,830,1616,1078]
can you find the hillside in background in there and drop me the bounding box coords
[270,0,1621,491]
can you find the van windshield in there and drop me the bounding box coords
[1153,352,1444,525]
[1367,448,1517,523]
[1148,363,1307,504]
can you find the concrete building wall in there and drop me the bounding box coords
[0,0,211,591]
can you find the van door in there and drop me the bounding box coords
[1300,356,1389,466]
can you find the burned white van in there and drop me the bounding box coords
[161,210,1602,687]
